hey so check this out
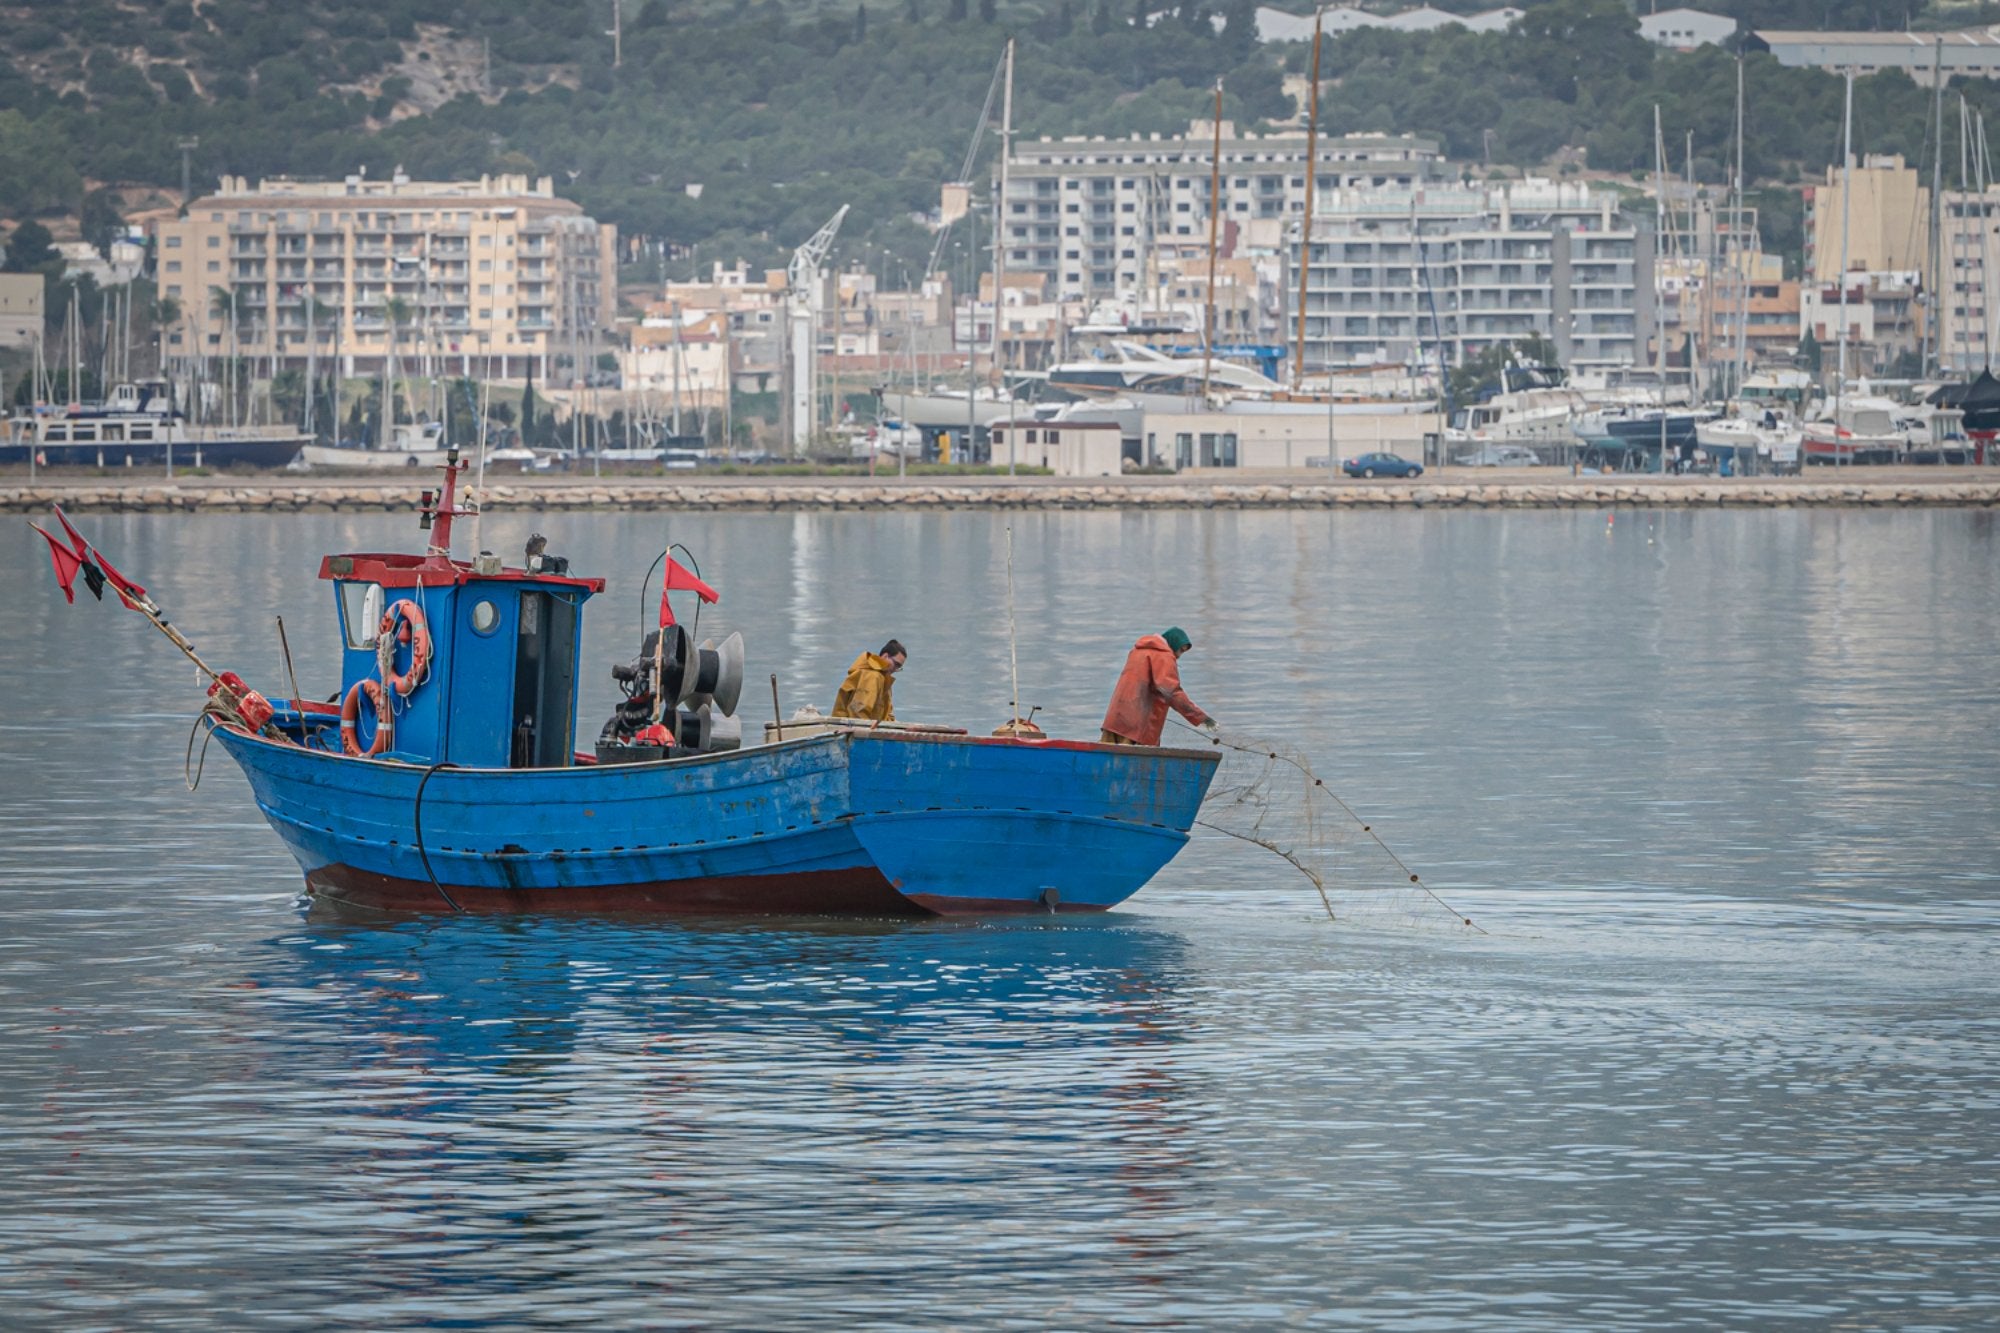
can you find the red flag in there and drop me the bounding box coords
[55,505,148,609]
[93,548,148,609]
[29,524,82,604]
[657,557,719,628]
[52,505,91,562]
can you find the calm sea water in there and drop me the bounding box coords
[1,507,1996,1329]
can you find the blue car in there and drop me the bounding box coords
[1342,452,1423,478]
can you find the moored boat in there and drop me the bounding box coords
[2,380,307,468]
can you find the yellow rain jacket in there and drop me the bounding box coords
[832,652,897,722]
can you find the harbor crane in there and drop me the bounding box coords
[785,205,848,454]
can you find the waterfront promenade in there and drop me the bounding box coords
[3,467,1996,513]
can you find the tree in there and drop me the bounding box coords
[81,189,123,259]
[2,219,56,272]
[1091,1,1113,35]
[854,2,867,41]
[947,0,966,19]
[152,292,182,374]
[1799,329,1822,376]
[978,0,995,22]
[1447,334,1560,404]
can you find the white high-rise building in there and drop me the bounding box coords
[1292,178,1653,375]
[998,121,1443,300]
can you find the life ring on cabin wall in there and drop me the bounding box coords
[377,598,432,697]
[339,679,394,757]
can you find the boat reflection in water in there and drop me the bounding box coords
[233,909,1211,1306]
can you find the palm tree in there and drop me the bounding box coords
[301,295,338,438]
[208,285,241,425]
[380,295,414,447]
[150,294,181,379]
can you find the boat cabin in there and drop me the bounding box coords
[320,549,604,768]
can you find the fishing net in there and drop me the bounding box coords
[1189,727,1481,932]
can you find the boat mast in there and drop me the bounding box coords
[1201,79,1223,403]
[1836,68,1853,443]
[1926,36,1944,377]
[994,37,1014,473]
[1292,8,1322,394]
[1731,54,1749,401]
[1653,106,1668,459]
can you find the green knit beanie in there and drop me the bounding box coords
[1162,627,1192,653]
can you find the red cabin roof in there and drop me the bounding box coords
[319,552,606,592]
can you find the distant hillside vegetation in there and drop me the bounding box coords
[0,0,1994,276]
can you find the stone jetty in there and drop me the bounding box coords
[3,474,1998,514]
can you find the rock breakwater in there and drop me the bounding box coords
[4,478,1997,514]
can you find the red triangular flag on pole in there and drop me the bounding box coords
[657,557,720,627]
[29,524,82,604]
[54,505,148,609]
[52,505,92,562]
[91,545,149,610]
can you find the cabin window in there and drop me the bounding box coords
[339,582,383,650]
[470,599,500,634]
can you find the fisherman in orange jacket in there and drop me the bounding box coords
[1099,627,1216,746]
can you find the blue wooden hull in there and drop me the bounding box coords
[212,727,1219,916]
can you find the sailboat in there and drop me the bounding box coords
[1802,71,1905,466]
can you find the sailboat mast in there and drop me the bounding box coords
[994,37,1014,473]
[1732,53,1748,398]
[1202,79,1223,402]
[1836,68,1853,409]
[1292,9,1322,393]
[1927,36,1945,376]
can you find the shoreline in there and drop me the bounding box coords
[4,469,1998,513]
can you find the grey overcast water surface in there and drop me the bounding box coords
[1,507,1996,1329]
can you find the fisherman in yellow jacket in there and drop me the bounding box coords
[832,639,906,722]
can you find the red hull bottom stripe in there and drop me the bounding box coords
[307,862,925,917]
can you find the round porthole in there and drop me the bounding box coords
[470,600,500,634]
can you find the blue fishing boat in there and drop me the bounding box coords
[31,453,1218,916]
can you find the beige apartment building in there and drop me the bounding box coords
[0,272,42,352]
[1804,154,1928,282]
[153,171,616,378]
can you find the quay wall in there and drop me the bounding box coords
[3,478,1998,514]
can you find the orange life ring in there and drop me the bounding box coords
[339,679,393,757]
[377,598,432,697]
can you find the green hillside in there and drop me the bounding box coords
[3,0,1997,276]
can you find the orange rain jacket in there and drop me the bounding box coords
[1100,634,1209,746]
[832,652,897,722]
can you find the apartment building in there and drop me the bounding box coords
[0,273,40,352]
[153,171,617,378]
[999,121,1442,300]
[1292,178,1651,375]
[1803,155,1928,282]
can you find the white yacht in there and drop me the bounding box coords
[1044,340,1281,410]
[3,380,308,468]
